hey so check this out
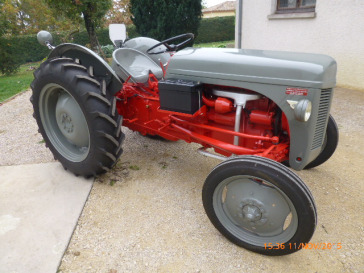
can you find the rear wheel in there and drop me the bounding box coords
[202,156,317,255]
[282,115,339,169]
[31,57,124,177]
[305,115,338,169]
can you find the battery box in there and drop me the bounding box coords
[158,79,202,114]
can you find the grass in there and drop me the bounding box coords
[0,61,41,102]
[129,165,140,171]
[194,40,235,48]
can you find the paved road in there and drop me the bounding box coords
[0,163,93,272]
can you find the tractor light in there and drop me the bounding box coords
[294,99,312,122]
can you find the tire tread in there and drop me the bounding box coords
[30,57,124,178]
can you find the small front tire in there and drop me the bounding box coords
[202,156,317,255]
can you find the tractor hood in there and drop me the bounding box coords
[166,48,336,89]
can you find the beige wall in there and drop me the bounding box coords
[237,0,364,91]
[203,11,235,18]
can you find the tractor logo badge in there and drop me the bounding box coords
[286,88,308,96]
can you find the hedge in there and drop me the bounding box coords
[194,16,235,44]
[1,16,234,68]
[0,37,22,74]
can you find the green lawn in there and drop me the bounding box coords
[0,62,41,102]
[194,40,235,48]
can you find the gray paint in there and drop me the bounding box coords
[112,48,163,83]
[167,48,337,89]
[37,30,53,46]
[48,44,123,95]
[124,37,170,65]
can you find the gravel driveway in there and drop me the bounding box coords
[0,87,363,272]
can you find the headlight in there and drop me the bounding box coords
[294,99,312,122]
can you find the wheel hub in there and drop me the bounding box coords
[55,92,89,148]
[219,177,295,238]
[241,204,262,221]
[239,199,268,226]
[60,113,74,134]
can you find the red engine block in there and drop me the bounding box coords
[115,76,290,162]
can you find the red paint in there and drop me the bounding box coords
[250,110,273,126]
[202,94,233,114]
[115,74,290,162]
[286,87,308,96]
[215,97,233,114]
[202,94,215,107]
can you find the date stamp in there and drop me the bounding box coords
[264,242,342,250]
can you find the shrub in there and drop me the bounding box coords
[101,44,114,58]
[130,0,202,41]
[0,38,22,75]
[195,16,235,43]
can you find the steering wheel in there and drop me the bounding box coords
[147,33,194,55]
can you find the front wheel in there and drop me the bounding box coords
[31,57,124,177]
[202,156,317,255]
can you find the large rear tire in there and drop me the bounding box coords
[31,57,124,177]
[282,115,339,169]
[202,156,317,255]
[305,115,339,169]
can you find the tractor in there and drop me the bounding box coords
[31,24,339,255]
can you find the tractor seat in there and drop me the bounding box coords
[112,48,163,83]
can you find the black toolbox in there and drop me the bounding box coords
[158,79,202,114]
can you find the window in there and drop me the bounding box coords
[276,0,316,14]
[268,0,316,20]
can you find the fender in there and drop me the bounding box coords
[48,43,123,95]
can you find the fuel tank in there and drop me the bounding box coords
[166,48,336,89]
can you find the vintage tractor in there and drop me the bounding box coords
[31,25,338,255]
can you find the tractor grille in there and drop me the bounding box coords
[311,88,333,150]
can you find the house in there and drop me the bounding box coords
[235,0,364,90]
[202,1,236,18]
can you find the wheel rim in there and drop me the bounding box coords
[213,175,298,246]
[39,83,90,162]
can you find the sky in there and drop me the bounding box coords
[203,0,229,8]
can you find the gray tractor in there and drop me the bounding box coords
[31,24,338,255]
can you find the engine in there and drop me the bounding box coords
[201,86,289,157]
[116,76,289,162]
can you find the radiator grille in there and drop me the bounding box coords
[311,88,332,150]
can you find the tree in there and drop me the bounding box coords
[0,0,79,75]
[130,0,202,41]
[105,0,132,26]
[0,0,20,74]
[0,0,7,37]
[45,0,112,52]
[0,0,77,36]
[0,0,16,36]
